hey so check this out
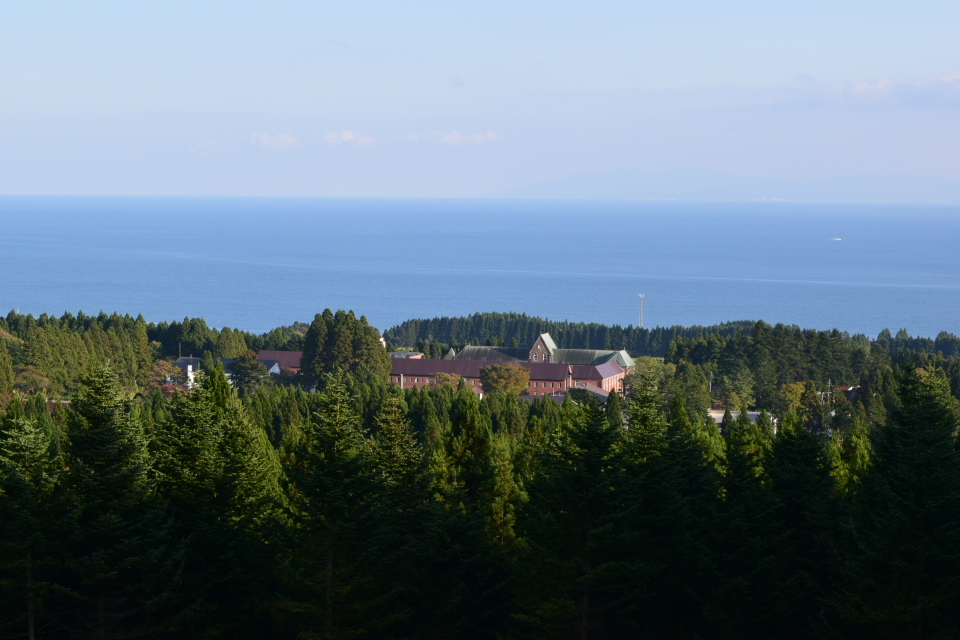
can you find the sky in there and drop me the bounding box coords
[1,0,958,197]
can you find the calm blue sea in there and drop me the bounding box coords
[1,196,959,339]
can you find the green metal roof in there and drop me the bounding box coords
[552,348,634,368]
[539,333,559,353]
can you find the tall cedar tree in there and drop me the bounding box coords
[518,402,636,639]
[301,310,391,390]
[707,403,781,636]
[229,349,271,398]
[765,414,841,635]
[836,368,960,637]
[61,366,171,639]
[156,367,283,638]
[621,374,705,636]
[662,407,725,635]
[361,396,434,636]
[214,327,248,359]
[285,374,374,639]
[0,414,61,640]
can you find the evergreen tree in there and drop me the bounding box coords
[200,350,216,374]
[837,369,960,637]
[156,369,283,637]
[0,415,61,639]
[720,407,735,435]
[60,366,170,638]
[827,401,873,497]
[285,374,372,638]
[707,399,779,635]
[0,340,14,398]
[626,373,668,460]
[756,409,776,443]
[204,367,283,529]
[621,375,709,635]
[674,360,712,419]
[604,389,623,428]
[370,395,422,486]
[229,349,271,398]
[441,389,523,545]
[301,312,330,387]
[482,430,525,545]
[517,403,636,638]
[765,414,841,634]
[661,410,724,634]
[301,310,391,389]
[362,395,462,637]
[668,386,690,435]
[25,392,62,456]
[687,411,726,470]
[214,327,248,359]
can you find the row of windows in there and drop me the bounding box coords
[392,376,620,390]
[392,377,479,385]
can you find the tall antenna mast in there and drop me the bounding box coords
[638,294,645,329]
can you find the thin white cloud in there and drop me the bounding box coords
[731,74,960,111]
[323,130,373,146]
[849,78,894,101]
[434,130,499,145]
[828,75,960,108]
[251,133,299,149]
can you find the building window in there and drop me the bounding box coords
[532,354,538,361]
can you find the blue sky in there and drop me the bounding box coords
[1,0,958,197]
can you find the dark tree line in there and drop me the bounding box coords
[383,311,756,357]
[384,312,960,366]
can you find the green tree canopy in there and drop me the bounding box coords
[479,364,530,396]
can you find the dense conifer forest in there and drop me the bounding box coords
[383,311,758,357]
[1,309,960,638]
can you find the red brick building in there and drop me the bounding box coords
[570,362,626,392]
[450,332,634,372]
[390,358,624,396]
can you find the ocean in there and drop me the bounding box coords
[1,196,959,339]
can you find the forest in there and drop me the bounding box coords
[383,311,758,358]
[1,309,960,638]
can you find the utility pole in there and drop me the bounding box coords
[638,294,645,329]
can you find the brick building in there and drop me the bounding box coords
[389,358,624,396]
[449,332,634,371]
